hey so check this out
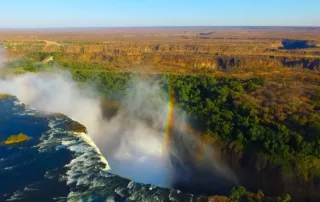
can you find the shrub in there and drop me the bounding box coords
[230,186,247,201]
[4,133,30,144]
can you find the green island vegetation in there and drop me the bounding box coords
[47,113,88,133]
[0,94,11,99]
[3,133,30,145]
[64,120,88,133]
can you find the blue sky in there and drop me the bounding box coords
[0,0,319,28]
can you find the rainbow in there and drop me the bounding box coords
[196,136,209,162]
[196,135,214,163]
[161,79,174,155]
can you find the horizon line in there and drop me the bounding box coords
[0,25,320,30]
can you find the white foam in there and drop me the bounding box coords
[24,185,38,192]
[4,166,14,170]
[73,132,110,171]
[6,190,25,201]
[35,118,112,200]
[53,197,68,202]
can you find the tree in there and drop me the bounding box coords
[230,186,247,201]
[278,194,291,202]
